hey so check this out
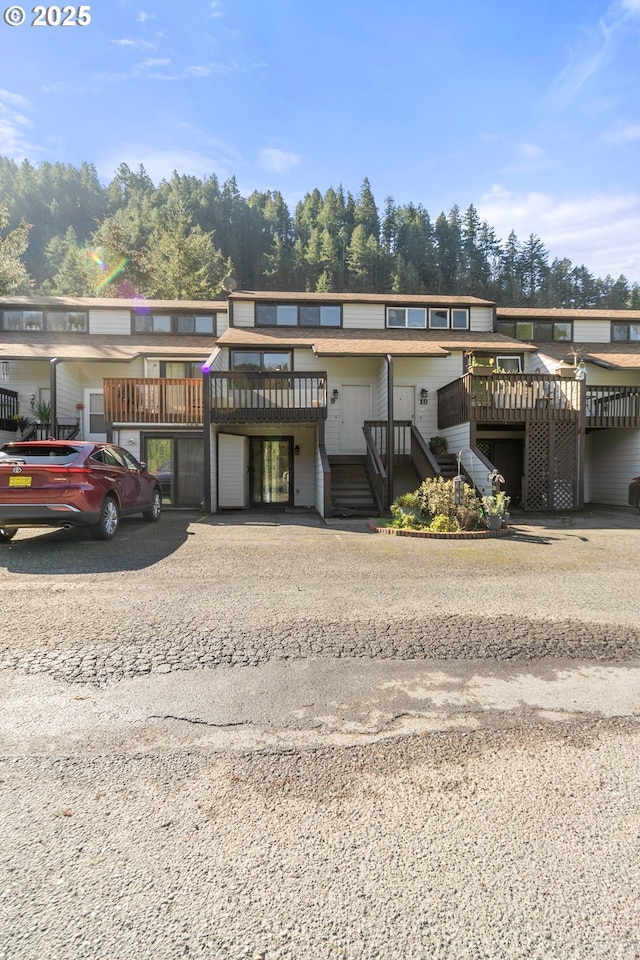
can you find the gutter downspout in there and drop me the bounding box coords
[202,362,212,513]
[386,353,393,509]
[50,357,61,439]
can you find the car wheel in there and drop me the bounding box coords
[143,488,162,522]
[91,496,120,540]
[0,527,17,542]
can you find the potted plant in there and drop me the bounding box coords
[13,414,35,438]
[34,400,51,425]
[467,355,494,375]
[390,492,424,526]
[429,435,448,455]
[482,491,511,530]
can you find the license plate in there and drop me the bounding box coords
[9,475,31,487]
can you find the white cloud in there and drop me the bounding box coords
[97,146,237,186]
[604,122,640,143]
[140,58,171,69]
[137,11,155,22]
[258,148,301,175]
[209,1,223,17]
[477,185,640,282]
[0,90,39,158]
[109,37,155,50]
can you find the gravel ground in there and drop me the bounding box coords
[1,509,640,959]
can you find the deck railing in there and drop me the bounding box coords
[438,373,583,429]
[103,378,203,424]
[585,385,640,427]
[210,371,327,423]
[0,386,19,430]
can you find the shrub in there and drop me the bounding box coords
[417,476,483,529]
[429,514,460,533]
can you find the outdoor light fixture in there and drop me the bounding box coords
[294,445,300,456]
[453,473,466,505]
[331,388,339,404]
[420,388,429,405]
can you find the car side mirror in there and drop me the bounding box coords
[140,461,148,472]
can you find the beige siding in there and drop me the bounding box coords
[55,363,81,419]
[3,359,50,420]
[320,357,380,455]
[469,306,494,332]
[89,309,131,335]
[588,428,640,506]
[232,302,255,327]
[573,320,611,342]
[342,303,385,329]
[216,310,229,334]
[393,355,465,447]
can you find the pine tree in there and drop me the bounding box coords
[0,200,32,294]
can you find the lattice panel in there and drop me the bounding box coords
[552,422,577,510]
[525,423,550,510]
[525,422,578,511]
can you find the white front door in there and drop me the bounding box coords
[84,389,107,441]
[218,433,249,508]
[393,386,415,423]
[339,385,372,452]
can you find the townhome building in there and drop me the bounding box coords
[1,292,639,517]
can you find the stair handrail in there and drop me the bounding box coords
[409,424,440,479]
[318,443,332,519]
[457,446,498,498]
[362,423,387,514]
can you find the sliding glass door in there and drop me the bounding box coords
[250,437,292,506]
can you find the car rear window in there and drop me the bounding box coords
[0,444,81,464]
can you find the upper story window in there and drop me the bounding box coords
[255,303,341,327]
[1,309,87,332]
[386,307,469,329]
[611,322,640,342]
[132,312,216,335]
[497,320,572,342]
[231,350,292,372]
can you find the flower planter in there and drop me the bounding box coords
[469,366,493,375]
[485,514,502,531]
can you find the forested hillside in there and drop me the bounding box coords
[0,157,637,307]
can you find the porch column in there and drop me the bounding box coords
[386,354,393,509]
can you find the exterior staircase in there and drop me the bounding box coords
[329,457,378,516]
[433,453,458,479]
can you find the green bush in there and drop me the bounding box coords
[417,476,482,530]
[429,513,460,533]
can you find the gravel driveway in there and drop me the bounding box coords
[1,508,639,959]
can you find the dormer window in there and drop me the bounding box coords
[386,307,469,329]
[611,322,640,342]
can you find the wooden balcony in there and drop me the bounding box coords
[438,373,640,430]
[0,387,19,431]
[210,371,327,424]
[103,378,203,425]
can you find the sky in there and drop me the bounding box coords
[0,0,639,283]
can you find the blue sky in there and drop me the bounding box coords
[1,0,639,282]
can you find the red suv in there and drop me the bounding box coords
[0,440,162,542]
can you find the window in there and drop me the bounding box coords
[429,309,449,329]
[231,351,292,371]
[88,392,105,435]
[451,309,470,330]
[0,309,87,332]
[496,356,522,373]
[612,322,640,342]
[386,307,469,329]
[497,320,573,342]
[159,361,203,379]
[176,315,216,334]
[132,312,216,335]
[255,303,342,327]
[387,308,426,328]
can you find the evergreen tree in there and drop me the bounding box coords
[0,200,32,294]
